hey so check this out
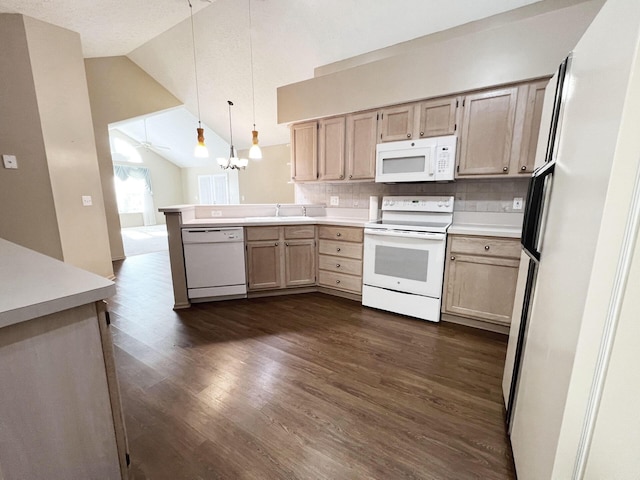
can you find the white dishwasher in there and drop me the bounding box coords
[182,227,247,301]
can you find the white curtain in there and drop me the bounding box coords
[113,165,156,226]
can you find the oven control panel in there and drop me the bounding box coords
[381,196,454,212]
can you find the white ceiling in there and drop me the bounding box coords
[0,0,543,164]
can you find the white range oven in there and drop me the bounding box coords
[362,196,453,322]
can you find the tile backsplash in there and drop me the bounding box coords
[295,178,529,213]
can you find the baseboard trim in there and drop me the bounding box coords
[441,313,510,335]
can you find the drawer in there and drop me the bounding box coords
[449,235,520,259]
[318,239,363,260]
[318,255,362,276]
[319,270,362,294]
[284,225,315,240]
[245,226,280,241]
[318,225,363,243]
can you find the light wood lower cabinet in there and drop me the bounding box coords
[0,301,129,479]
[318,225,363,294]
[246,226,316,291]
[443,235,520,326]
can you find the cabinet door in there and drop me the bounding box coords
[346,110,378,180]
[291,121,318,181]
[457,87,518,176]
[318,116,346,181]
[418,97,459,138]
[379,104,416,142]
[246,241,282,290]
[444,253,520,324]
[517,80,548,174]
[284,239,316,287]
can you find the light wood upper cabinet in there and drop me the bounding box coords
[457,87,519,176]
[318,116,346,181]
[379,104,415,142]
[346,110,378,180]
[291,121,318,181]
[443,235,520,325]
[517,79,548,174]
[417,96,459,138]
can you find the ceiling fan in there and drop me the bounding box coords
[133,118,171,151]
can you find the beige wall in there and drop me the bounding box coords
[278,0,604,123]
[110,130,184,224]
[0,15,63,261]
[23,16,113,277]
[84,56,181,260]
[237,144,294,204]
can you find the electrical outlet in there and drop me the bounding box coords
[211,210,223,217]
[513,197,523,210]
[82,195,92,206]
[2,154,18,169]
[330,196,339,206]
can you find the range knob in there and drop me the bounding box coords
[438,201,443,207]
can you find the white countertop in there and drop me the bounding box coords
[0,239,116,329]
[449,212,524,238]
[182,216,368,228]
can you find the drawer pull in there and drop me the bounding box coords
[521,166,527,171]
[336,248,341,252]
[275,242,279,246]
[336,232,342,237]
[502,167,508,172]
[484,245,490,251]
[285,242,289,246]
[451,256,456,261]
[336,264,341,268]
[407,133,412,138]
[336,280,341,284]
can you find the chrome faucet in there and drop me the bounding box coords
[275,203,281,217]
[301,206,307,217]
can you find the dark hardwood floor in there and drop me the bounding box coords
[110,251,515,480]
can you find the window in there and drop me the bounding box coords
[198,174,229,205]
[113,165,152,214]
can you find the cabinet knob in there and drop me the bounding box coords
[336,247,341,252]
[349,175,353,179]
[451,256,455,260]
[420,132,424,137]
[336,280,341,284]
[336,264,341,268]
[521,166,527,171]
[484,245,490,250]
[285,242,289,246]
[503,167,508,172]
[407,133,412,138]
[340,175,344,179]
[336,232,341,237]
[275,242,279,246]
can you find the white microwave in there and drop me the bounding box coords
[375,135,456,183]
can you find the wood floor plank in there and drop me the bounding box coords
[109,252,515,479]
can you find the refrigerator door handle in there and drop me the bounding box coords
[522,161,555,261]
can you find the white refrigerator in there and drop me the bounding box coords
[504,0,640,478]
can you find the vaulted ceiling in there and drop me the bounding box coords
[1,0,543,155]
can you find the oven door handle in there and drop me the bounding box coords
[364,228,446,240]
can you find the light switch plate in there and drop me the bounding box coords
[82,195,93,206]
[330,196,339,206]
[2,154,18,169]
[513,197,523,210]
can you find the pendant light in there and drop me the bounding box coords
[247,0,262,160]
[218,101,248,169]
[189,0,208,158]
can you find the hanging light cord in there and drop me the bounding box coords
[228,101,234,147]
[188,0,202,128]
[249,0,256,130]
